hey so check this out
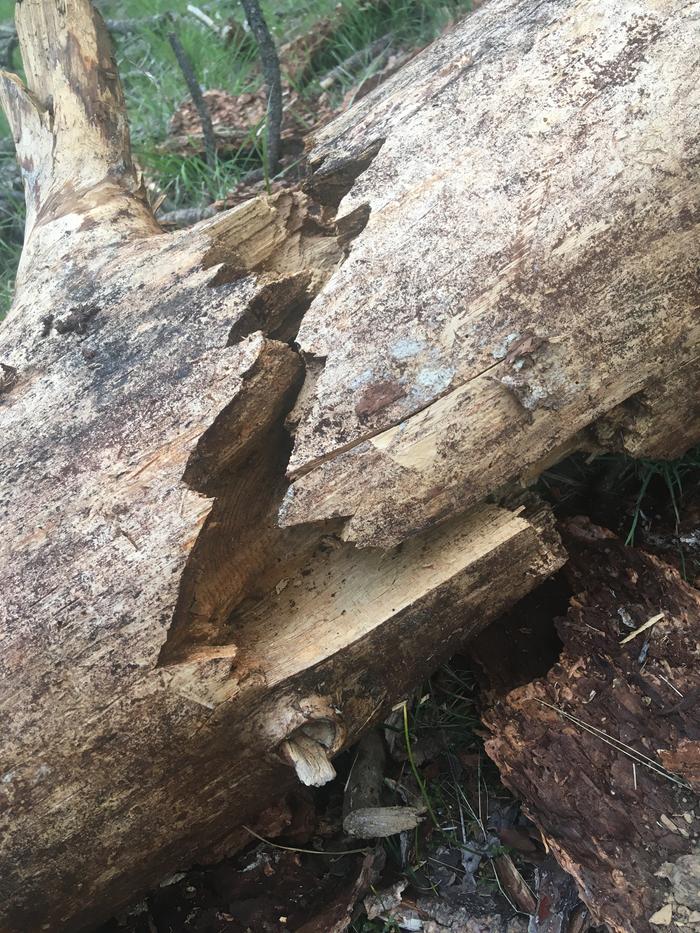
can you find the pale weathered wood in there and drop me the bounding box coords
[282,0,700,547]
[0,3,566,930]
[0,0,697,930]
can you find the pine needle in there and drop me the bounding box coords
[620,612,664,645]
[537,700,692,789]
[243,825,369,857]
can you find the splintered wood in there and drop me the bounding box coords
[0,0,698,928]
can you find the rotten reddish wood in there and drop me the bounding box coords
[484,519,700,933]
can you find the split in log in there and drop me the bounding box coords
[484,519,700,933]
[0,0,698,929]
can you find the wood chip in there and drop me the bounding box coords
[649,903,673,925]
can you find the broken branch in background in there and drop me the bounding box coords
[239,0,283,177]
[167,29,217,169]
[185,4,224,37]
[319,33,393,90]
[156,205,217,228]
[342,730,422,838]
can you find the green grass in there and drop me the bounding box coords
[623,449,700,545]
[540,446,700,533]
[0,0,473,317]
[351,912,401,933]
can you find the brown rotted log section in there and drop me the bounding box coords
[483,519,700,933]
[0,0,699,930]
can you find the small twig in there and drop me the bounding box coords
[186,4,221,35]
[239,0,282,178]
[167,30,217,169]
[157,205,217,228]
[186,4,232,42]
[319,34,393,90]
[106,14,170,35]
[620,611,664,645]
[1,14,169,40]
[243,825,369,856]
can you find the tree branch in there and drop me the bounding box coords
[0,0,152,240]
[167,30,217,169]
[240,0,282,178]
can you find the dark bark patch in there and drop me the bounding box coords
[355,380,407,421]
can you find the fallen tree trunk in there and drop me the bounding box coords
[0,0,698,929]
[484,519,700,933]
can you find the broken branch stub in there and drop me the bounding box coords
[0,0,697,929]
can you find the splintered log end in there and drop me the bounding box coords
[280,731,338,787]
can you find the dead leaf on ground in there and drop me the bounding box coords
[168,88,267,151]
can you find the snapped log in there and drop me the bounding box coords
[0,0,698,929]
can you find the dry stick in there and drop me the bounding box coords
[186,4,223,37]
[319,34,393,90]
[0,15,168,40]
[239,0,282,178]
[167,31,217,169]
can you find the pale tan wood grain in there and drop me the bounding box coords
[0,0,697,929]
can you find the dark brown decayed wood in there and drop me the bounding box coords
[484,519,700,933]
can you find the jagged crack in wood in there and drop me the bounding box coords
[280,0,700,547]
[0,0,698,929]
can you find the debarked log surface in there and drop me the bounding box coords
[0,0,698,929]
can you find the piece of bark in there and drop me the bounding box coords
[0,0,698,929]
[344,807,423,839]
[484,518,700,933]
[528,856,587,933]
[494,853,537,916]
